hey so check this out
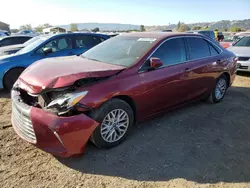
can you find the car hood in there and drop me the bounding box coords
[228,46,250,57]
[0,44,24,53]
[19,56,126,94]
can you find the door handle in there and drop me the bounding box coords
[184,68,192,72]
[216,59,222,64]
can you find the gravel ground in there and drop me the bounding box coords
[1,73,250,188]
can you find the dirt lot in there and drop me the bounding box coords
[1,73,250,188]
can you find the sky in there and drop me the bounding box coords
[1,0,249,29]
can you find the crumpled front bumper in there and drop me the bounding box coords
[11,89,99,157]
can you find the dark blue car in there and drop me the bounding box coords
[0,33,109,90]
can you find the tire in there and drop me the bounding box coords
[208,74,228,103]
[4,68,24,91]
[89,98,134,148]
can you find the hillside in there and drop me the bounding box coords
[146,19,250,31]
[59,23,140,31]
[59,19,250,31]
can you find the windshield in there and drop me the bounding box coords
[233,35,244,42]
[234,36,250,47]
[82,36,157,67]
[223,36,234,42]
[17,36,49,54]
[23,36,40,46]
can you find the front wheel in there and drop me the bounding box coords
[89,98,134,148]
[208,75,228,103]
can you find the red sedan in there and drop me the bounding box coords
[11,32,237,157]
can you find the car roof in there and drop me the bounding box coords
[119,32,206,40]
[49,32,110,38]
[1,35,32,39]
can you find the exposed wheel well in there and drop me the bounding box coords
[113,95,137,122]
[221,72,230,87]
[3,67,25,89]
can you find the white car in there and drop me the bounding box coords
[229,36,250,72]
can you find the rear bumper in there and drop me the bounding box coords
[11,90,99,157]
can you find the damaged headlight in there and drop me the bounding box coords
[46,90,88,115]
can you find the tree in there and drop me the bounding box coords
[92,27,100,32]
[70,23,79,32]
[192,26,202,30]
[10,29,19,33]
[178,24,190,32]
[140,25,146,32]
[19,24,32,31]
[230,27,241,32]
[34,23,52,32]
[177,21,181,30]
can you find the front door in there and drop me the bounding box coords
[136,37,192,117]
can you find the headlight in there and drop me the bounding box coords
[46,90,88,114]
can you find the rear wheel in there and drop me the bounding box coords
[208,75,228,103]
[4,68,24,91]
[89,98,134,148]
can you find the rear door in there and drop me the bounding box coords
[137,37,192,116]
[72,35,105,55]
[184,37,221,100]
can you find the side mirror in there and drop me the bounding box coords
[149,57,163,69]
[232,42,236,46]
[43,47,53,55]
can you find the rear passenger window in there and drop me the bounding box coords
[74,35,103,49]
[152,38,186,66]
[208,42,219,56]
[187,38,210,60]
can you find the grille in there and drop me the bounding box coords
[12,100,36,143]
[239,65,248,70]
[238,57,250,61]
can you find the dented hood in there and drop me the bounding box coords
[19,56,125,94]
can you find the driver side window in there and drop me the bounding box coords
[36,37,72,54]
[151,38,186,66]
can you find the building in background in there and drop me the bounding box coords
[43,27,66,34]
[0,21,10,32]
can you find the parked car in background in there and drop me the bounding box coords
[0,30,10,36]
[162,29,172,32]
[0,35,32,47]
[186,30,216,41]
[0,31,8,37]
[220,35,234,48]
[0,36,40,56]
[11,32,237,157]
[228,36,250,72]
[0,33,109,90]
[12,30,39,37]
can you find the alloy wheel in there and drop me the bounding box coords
[215,78,227,100]
[100,109,129,143]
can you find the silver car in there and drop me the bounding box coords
[229,36,250,72]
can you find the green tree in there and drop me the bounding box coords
[34,23,52,32]
[10,29,19,33]
[140,25,146,32]
[192,26,202,30]
[70,23,79,32]
[230,27,241,32]
[92,27,100,32]
[19,24,32,30]
[177,21,181,30]
[178,24,190,32]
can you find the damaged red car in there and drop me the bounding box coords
[11,32,237,157]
